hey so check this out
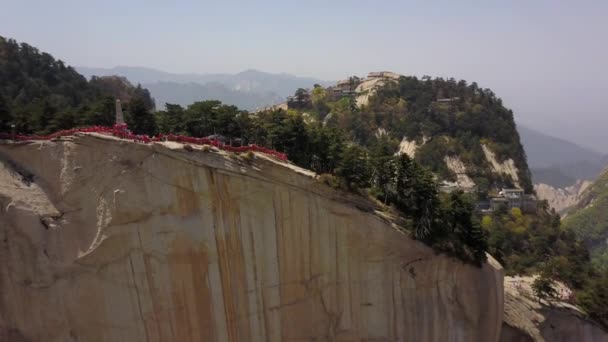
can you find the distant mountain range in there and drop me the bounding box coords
[519,125,608,187]
[77,66,332,110]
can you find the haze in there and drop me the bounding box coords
[2,0,607,151]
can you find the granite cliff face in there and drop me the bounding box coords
[0,134,504,342]
[501,276,608,342]
[534,180,592,216]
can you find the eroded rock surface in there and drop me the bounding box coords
[0,134,503,342]
[501,276,608,342]
[482,144,520,188]
[534,180,592,216]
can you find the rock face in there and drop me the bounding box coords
[482,144,521,188]
[444,156,476,190]
[0,134,504,342]
[355,72,399,107]
[501,276,608,342]
[397,137,421,158]
[535,180,592,216]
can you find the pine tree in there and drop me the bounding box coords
[35,99,56,134]
[0,96,11,131]
[578,271,608,326]
[370,136,397,203]
[281,114,311,167]
[336,145,371,190]
[411,168,440,241]
[532,272,557,303]
[84,96,115,127]
[394,154,416,213]
[444,191,488,264]
[156,103,186,134]
[126,97,157,135]
[373,156,395,203]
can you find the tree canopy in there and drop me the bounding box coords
[0,36,155,135]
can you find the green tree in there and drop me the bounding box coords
[393,153,443,241]
[0,35,156,134]
[126,97,157,135]
[578,271,608,327]
[156,103,187,134]
[84,96,115,127]
[336,145,371,190]
[183,100,221,137]
[443,191,488,264]
[294,88,308,101]
[49,110,78,131]
[0,96,11,131]
[394,154,416,212]
[532,273,557,303]
[34,99,56,134]
[372,158,395,204]
[279,114,311,167]
[311,86,330,119]
[133,84,155,111]
[288,88,312,109]
[411,167,441,241]
[309,125,345,174]
[369,136,398,203]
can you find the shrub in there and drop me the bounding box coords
[318,173,341,189]
[242,150,255,163]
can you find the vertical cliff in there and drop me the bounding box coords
[0,134,503,342]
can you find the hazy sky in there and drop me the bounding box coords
[2,0,607,151]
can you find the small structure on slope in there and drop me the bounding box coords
[115,99,125,125]
[488,188,537,213]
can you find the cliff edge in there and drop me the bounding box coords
[0,134,503,342]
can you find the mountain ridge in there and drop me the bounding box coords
[519,125,604,168]
[519,125,608,187]
[77,66,333,110]
[0,36,155,134]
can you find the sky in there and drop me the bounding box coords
[2,0,607,151]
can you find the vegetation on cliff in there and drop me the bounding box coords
[153,101,488,264]
[563,170,608,271]
[482,202,608,328]
[561,173,608,330]
[284,78,532,192]
[276,81,608,326]
[371,77,531,191]
[0,34,490,265]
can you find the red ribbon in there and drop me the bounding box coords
[0,125,288,161]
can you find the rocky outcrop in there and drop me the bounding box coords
[501,276,608,342]
[444,156,476,190]
[397,137,421,158]
[355,72,399,107]
[0,134,503,342]
[482,144,521,188]
[534,180,592,216]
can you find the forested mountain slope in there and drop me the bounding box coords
[563,170,608,270]
[78,66,332,110]
[279,74,532,193]
[0,36,155,135]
